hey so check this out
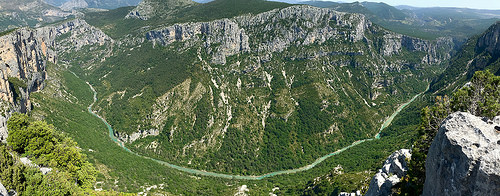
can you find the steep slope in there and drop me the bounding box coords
[0,18,111,142]
[0,0,71,32]
[58,4,455,176]
[0,28,52,142]
[301,1,498,42]
[6,1,481,195]
[126,0,199,20]
[431,21,500,94]
[46,0,141,10]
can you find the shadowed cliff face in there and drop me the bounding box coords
[476,21,500,58]
[0,29,49,112]
[431,21,500,95]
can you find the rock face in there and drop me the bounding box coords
[0,18,111,142]
[475,21,500,57]
[423,112,500,196]
[104,5,457,172]
[147,5,452,65]
[60,0,89,11]
[147,5,370,64]
[0,180,7,196]
[365,149,412,196]
[382,34,453,64]
[0,28,51,141]
[338,191,362,196]
[126,0,196,20]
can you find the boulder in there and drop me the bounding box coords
[365,149,411,196]
[0,181,7,196]
[423,112,500,196]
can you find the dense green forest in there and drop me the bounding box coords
[2,113,99,195]
[2,0,499,195]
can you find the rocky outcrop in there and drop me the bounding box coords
[0,28,50,110]
[475,21,500,57]
[381,33,453,64]
[338,191,362,196]
[423,112,500,196]
[365,149,411,196]
[146,18,250,64]
[115,129,160,143]
[0,18,111,142]
[36,18,112,52]
[147,5,452,65]
[0,180,7,196]
[20,157,52,175]
[0,27,50,142]
[60,0,89,11]
[147,5,372,64]
[126,0,196,20]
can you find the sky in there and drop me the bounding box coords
[267,0,500,10]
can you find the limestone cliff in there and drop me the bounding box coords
[423,112,500,196]
[0,28,51,143]
[475,21,500,57]
[146,5,452,65]
[97,5,456,172]
[0,18,111,142]
[126,0,197,20]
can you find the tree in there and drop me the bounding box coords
[400,70,500,195]
[6,113,30,153]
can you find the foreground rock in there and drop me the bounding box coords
[0,180,7,196]
[423,112,500,196]
[365,149,411,196]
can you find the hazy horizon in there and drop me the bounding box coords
[265,0,500,10]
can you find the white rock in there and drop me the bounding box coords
[423,112,500,196]
[365,149,411,196]
[0,180,7,196]
[234,185,249,196]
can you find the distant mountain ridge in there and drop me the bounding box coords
[44,0,141,9]
[0,0,71,32]
[299,1,499,44]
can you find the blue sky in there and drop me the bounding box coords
[266,0,500,10]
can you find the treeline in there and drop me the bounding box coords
[0,113,132,195]
[399,70,499,194]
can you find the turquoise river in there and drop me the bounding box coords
[87,82,428,180]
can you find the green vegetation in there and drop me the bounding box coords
[7,77,27,102]
[1,113,96,195]
[68,10,442,176]
[305,1,498,41]
[84,0,291,38]
[31,63,244,194]
[29,58,437,195]
[0,28,18,37]
[431,22,500,94]
[33,1,489,194]
[400,70,499,195]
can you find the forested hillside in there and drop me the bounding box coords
[0,0,498,195]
